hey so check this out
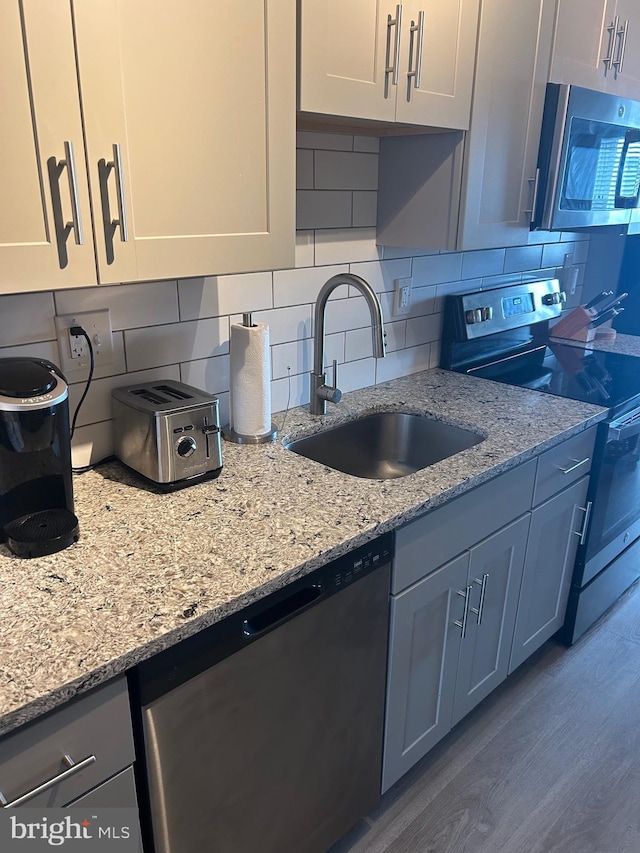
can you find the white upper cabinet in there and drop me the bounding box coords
[377,0,557,251]
[1,1,295,294]
[298,0,480,130]
[550,0,640,99]
[0,2,96,293]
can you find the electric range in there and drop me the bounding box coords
[441,278,640,643]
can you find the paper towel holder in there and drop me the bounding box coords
[222,313,278,444]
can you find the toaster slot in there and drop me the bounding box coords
[130,389,169,405]
[153,384,193,401]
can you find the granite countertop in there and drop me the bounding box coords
[0,369,607,738]
[552,331,640,357]
[582,331,640,357]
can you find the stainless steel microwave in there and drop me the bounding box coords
[531,83,640,232]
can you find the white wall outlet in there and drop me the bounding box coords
[393,277,412,316]
[55,309,114,377]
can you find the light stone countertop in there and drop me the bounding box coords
[552,331,640,357]
[583,331,640,357]
[0,369,607,737]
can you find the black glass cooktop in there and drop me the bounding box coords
[467,341,640,416]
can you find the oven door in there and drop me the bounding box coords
[580,408,640,584]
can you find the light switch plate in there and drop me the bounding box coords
[55,309,114,378]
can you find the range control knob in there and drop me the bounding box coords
[480,307,493,321]
[542,291,565,306]
[465,308,483,324]
[176,435,197,458]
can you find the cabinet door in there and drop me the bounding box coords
[452,515,530,727]
[0,1,96,294]
[608,0,640,98]
[383,553,469,793]
[457,0,557,249]
[377,0,557,251]
[509,476,589,674]
[73,0,295,284]
[394,0,478,130]
[549,0,616,90]
[298,0,396,122]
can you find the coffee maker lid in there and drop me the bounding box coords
[0,358,68,410]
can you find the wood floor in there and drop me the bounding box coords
[329,581,640,853]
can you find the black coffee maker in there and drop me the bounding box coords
[0,357,79,558]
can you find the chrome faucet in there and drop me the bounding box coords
[310,273,386,415]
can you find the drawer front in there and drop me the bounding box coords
[68,766,138,809]
[0,677,134,809]
[394,460,536,593]
[533,427,597,507]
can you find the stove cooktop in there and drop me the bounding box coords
[467,341,640,416]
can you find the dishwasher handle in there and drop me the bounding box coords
[243,584,324,637]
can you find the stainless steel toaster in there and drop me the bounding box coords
[112,380,223,489]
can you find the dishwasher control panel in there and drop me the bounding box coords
[332,536,392,590]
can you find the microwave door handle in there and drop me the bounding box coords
[615,129,640,209]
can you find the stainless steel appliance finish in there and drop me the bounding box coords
[310,273,386,415]
[532,83,640,232]
[135,534,392,853]
[563,403,640,642]
[443,278,565,342]
[112,380,222,488]
[287,411,484,479]
[0,357,78,558]
[441,280,640,644]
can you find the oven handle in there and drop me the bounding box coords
[608,414,640,442]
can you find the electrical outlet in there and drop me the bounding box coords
[55,309,114,376]
[393,277,412,316]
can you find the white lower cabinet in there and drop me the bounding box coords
[383,513,530,792]
[0,677,140,819]
[383,552,469,792]
[451,516,530,727]
[383,428,597,793]
[383,462,535,793]
[509,475,591,674]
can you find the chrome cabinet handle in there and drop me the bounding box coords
[385,4,403,87]
[107,143,129,242]
[470,574,489,626]
[525,169,540,219]
[604,16,619,72]
[613,19,629,74]
[558,456,590,475]
[61,141,84,245]
[454,585,473,639]
[407,10,425,89]
[0,754,96,808]
[573,501,593,546]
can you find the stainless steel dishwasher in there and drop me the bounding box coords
[133,532,392,853]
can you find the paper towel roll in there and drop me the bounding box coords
[229,321,272,437]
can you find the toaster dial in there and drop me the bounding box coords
[176,435,197,458]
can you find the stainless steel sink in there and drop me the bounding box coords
[286,412,484,479]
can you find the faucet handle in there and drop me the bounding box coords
[316,360,342,404]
